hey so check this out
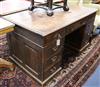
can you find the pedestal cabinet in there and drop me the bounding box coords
[3,6,97,86]
[64,13,95,53]
[8,25,64,83]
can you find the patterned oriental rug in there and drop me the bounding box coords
[0,34,9,58]
[0,35,100,87]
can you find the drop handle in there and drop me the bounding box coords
[50,67,56,73]
[51,56,57,62]
[52,47,58,51]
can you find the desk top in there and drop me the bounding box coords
[0,18,14,30]
[0,0,30,16]
[3,6,97,36]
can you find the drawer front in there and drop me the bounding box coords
[44,53,62,71]
[44,38,64,60]
[43,62,61,80]
[44,28,65,45]
[65,17,88,35]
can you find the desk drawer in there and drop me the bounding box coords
[43,62,61,80]
[44,39,64,60]
[44,28,65,45]
[44,53,62,71]
[65,17,88,35]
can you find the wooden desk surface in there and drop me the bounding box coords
[3,6,97,36]
[0,18,14,30]
[0,0,30,16]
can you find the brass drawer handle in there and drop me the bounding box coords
[50,67,56,73]
[51,56,57,62]
[52,47,58,51]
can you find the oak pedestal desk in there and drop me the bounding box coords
[3,6,97,86]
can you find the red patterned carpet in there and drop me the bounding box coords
[0,35,100,87]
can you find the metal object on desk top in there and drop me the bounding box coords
[29,0,69,16]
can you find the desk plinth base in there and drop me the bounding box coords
[9,56,61,86]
